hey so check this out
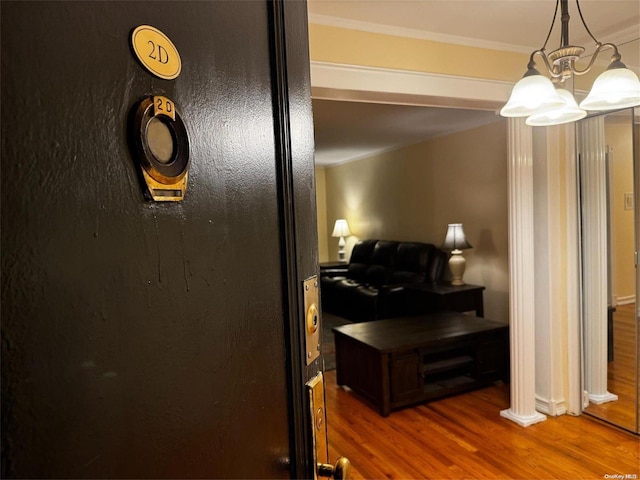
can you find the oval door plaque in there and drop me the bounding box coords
[131,25,181,80]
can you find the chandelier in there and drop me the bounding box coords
[500,0,640,126]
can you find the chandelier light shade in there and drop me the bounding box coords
[500,68,564,117]
[331,219,351,262]
[526,88,587,126]
[441,223,472,286]
[579,66,640,111]
[500,0,640,126]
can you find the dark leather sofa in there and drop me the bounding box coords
[320,239,447,322]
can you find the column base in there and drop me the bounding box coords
[588,391,618,405]
[500,408,547,427]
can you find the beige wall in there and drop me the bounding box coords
[309,22,514,321]
[308,15,640,416]
[319,120,509,323]
[308,16,588,411]
[309,23,526,82]
[606,119,636,302]
[315,166,329,262]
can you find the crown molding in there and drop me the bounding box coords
[308,13,533,54]
[597,24,640,47]
[308,13,639,70]
[577,25,640,71]
[310,61,514,107]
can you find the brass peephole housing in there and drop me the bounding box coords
[130,96,189,201]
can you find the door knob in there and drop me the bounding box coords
[318,457,351,480]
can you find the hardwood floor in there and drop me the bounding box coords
[585,303,638,430]
[324,369,639,479]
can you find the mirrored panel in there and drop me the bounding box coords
[578,107,639,433]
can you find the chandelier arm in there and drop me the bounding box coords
[541,0,560,50]
[530,49,563,79]
[526,50,540,69]
[571,43,619,76]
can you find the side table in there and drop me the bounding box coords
[319,261,348,277]
[407,282,485,317]
[319,261,346,269]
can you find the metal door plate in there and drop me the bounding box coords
[306,372,328,472]
[304,276,320,365]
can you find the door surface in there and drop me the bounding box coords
[1,1,319,478]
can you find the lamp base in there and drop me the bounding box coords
[449,250,466,286]
[337,236,347,263]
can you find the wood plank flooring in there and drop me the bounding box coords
[324,369,639,479]
[585,303,638,430]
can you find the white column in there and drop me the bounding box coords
[532,127,566,416]
[500,118,547,426]
[564,123,583,415]
[578,116,618,405]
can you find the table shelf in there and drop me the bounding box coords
[422,355,474,376]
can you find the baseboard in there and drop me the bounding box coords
[535,396,567,416]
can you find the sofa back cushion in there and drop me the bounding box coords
[347,239,446,286]
[426,249,448,282]
[364,241,398,286]
[389,242,434,284]
[347,239,377,281]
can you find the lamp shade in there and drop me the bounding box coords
[441,223,472,251]
[500,70,564,117]
[579,67,640,111]
[526,89,587,126]
[331,219,351,238]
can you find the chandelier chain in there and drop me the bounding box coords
[575,0,599,45]
[541,0,560,51]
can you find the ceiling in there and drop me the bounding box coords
[308,0,640,165]
[312,100,499,165]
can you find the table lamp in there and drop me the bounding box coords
[441,223,472,286]
[332,219,351,262]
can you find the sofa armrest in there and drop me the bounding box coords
[320,266,349,278]
[378,284,410,318]
[380,284,406,294]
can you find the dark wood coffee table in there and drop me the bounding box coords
[333,312,509,416]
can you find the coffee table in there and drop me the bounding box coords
[333,311,509,416]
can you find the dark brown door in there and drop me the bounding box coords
[1,1,319,478]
